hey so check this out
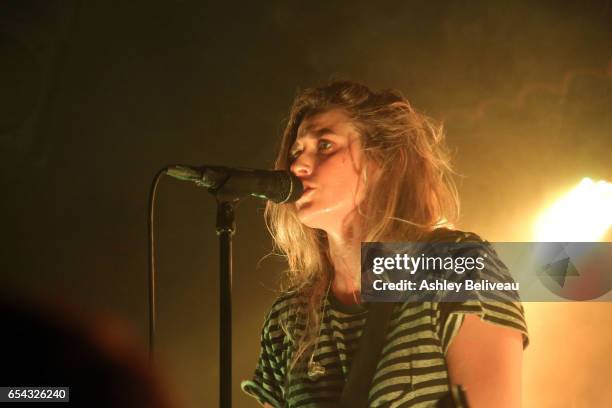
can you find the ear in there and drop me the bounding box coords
[362,158,383,188]
[397,148,408,168]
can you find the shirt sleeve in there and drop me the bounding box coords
[437,298,529,354]
[435,239,529,353]
[241,310,286,407]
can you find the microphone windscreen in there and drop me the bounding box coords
[274,171,303,203]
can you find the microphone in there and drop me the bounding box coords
[165,165,304,203]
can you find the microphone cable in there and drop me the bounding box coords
[147,167,168,364]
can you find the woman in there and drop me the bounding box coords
[242,81,528,407]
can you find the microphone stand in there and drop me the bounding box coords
[215,198,237,408]
[160,165,302,407]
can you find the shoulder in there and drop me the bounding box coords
[259,289,306,342]
[426,227,484,244]
[423,228,495,260]
[266,288,306,322]
[428,228,505,271]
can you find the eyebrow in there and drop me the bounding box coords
[295,127,335,142]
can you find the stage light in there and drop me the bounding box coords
[534,178,612,242]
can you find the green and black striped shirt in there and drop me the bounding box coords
[242,242,529,407]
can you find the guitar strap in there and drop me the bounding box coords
[334,228,473,408]
[338,301,396,408]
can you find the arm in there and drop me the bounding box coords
[446,314,523,408]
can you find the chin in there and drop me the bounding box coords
[297,209,349,234]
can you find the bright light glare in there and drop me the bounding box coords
[534,178,612,242]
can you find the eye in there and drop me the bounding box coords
[288,147,302,162]
[318,140,333,151]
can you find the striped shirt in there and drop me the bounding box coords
[242,241,529,407]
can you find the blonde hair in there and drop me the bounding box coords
[264,81,459,374]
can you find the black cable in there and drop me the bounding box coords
[148,168,167,364]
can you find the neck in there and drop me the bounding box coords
[326,218,363,305]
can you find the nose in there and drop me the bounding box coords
[290,151,314,177]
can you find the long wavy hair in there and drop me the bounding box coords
[264,80,459,374]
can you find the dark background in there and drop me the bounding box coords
[1,1,611,407]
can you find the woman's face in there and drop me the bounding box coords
[289,109,369,234]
